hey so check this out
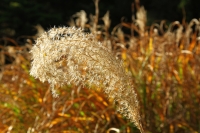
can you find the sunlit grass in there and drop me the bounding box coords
[0,0,200,132]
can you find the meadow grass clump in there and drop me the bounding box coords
[29,26,144,132]
[1,0,200,132]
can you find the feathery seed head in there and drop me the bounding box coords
[30,26,143,132]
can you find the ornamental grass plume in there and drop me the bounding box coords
[30,27,144,132]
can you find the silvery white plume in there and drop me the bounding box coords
[30,27,143,132]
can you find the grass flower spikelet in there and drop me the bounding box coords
[30,26,143,131]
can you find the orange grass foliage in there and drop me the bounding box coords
[1,0,200,132]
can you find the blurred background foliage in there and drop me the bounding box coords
[0,0,200,133]
[0,0,200,37]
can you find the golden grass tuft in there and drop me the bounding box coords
[0,0,200,132]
